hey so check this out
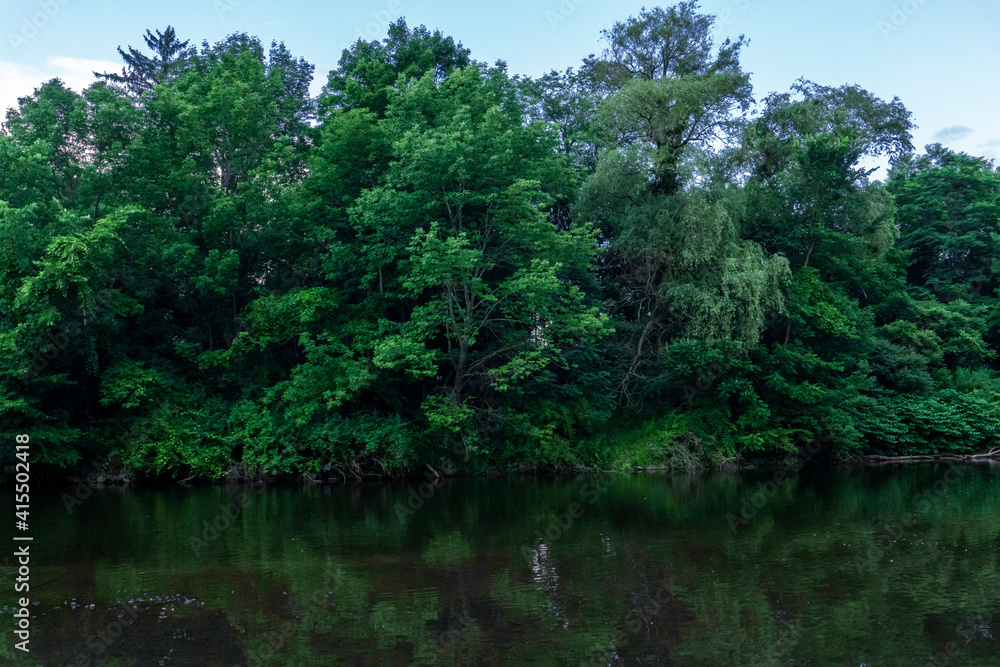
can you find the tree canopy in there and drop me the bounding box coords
[3,6,999,480]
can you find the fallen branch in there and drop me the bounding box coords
[862,450,1000,464]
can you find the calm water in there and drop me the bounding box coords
[2,464,999,666]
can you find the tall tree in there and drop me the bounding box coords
[95,26,195,97]
[583,2,751,196]
[578,2,785,411]
[320,19,471,118]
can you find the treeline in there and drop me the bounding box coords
[2,3,999,479]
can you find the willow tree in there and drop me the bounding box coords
[578,3,788,405]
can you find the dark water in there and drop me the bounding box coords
[2,464,999,666]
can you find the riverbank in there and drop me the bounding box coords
[14,445,1000,490]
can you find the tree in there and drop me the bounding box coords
[95,26,196,97]
[7,11,1000,479]
[737,81,961,455]
[744,80,914,181]
[585,2,746,86]
[522,68,601,176]
[320,19,471,117]
[3,79,87,205]
[583,2,752,196]
[245,63,612,467]
[888,144,1000,301]
[577,2,785,414]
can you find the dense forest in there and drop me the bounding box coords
[2,2,999,480]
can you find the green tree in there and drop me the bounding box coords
[286,64,610,465]
[95,26,196,97]
[888,144,1000,302]
[320,19,471,118]
[578,2,786,418]
[4,79,87,205]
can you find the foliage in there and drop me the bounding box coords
[2,5,999,479]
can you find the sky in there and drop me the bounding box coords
[1,0,999,176]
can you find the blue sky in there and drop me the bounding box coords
[2,0,999,172]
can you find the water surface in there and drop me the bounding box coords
[3,464,999,665]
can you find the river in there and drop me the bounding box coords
[3,464,998,665]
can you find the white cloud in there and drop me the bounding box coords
[0,56,118,123]
[47,56,121,78]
